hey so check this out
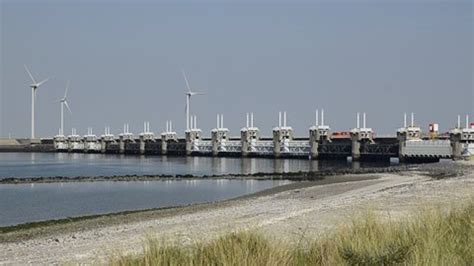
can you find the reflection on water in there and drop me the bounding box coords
[0,153,394,179]
[0,179,291,226]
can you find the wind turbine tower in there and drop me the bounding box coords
[182,70,205,131]
[56,81,72,136]
[24,65,50,139]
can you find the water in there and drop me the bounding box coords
[0,153,394,226]
[0,153,392,178]
[0,179,290,226]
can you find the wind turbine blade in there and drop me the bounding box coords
[53,99,62,103]
[24,65,37,84]
[193,92,206,95]
[36,77,50,87]
[64,101,72,114]
[182,69,191,92]
[64,80,69,98]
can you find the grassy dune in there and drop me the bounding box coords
[109,202,473,266]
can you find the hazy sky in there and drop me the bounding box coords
[1,0,472,138]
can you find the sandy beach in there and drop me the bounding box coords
[0,162,472,265]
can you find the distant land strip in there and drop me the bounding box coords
[0,165,429,184]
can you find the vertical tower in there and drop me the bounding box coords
[309,109,330,160]
[185,115,201,156]
[397,112,421,162]
[119,124,134,154]
[161,120,178,155]
[211,114,229,156]
[273,111,293,158]
[100,127,114,153]
[350,112,373,161]
[139,121,155,155]
[241,113,260,157]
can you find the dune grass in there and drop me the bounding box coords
[109,202,473,266]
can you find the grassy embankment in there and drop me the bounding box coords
[109,201,473,265]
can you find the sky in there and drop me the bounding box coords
[1,0,472,138]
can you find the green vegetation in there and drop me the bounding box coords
[109,202,473,266]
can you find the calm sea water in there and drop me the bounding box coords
[0,153,394,226]
[0,153,392,178]
[0,180,290,226]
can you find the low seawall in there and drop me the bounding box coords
[0,139,55,153]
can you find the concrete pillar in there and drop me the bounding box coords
[139,136,146,155]
[397,131,407,162]
[309,127,319,160]
[119,136,125,154]
[161,137,168,155]
[450,131,463,160]
[161,132,177,155]
[185,132,192,156]
[211,128,228,157]
[351,132,361,161]
[352,161,361,170]
[83,139,89,153]
[241,128,259,157]
[273,129,282,158]
[310,160,319,172]
[273,127,293,158]
[211,130,219,156]
[53,139,59,150]
[185,130,200,156]
[241,130,250,157]
[101,139,107,153]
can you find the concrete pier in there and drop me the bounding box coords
[397,113,423,162]
[138,122,154,155]
[118,124,133,154]
[161,134,177,155]
[450,115,474,160]
[241,113,259,157]
[53,134,67,151]
[211,114,229,156]
[350,113,374,161]
[139,138,145,155]
[185,129,201,156]
[119,137,125,154]
[161,121,178,155]
[67,129,83,152]
[241,128,259,157]
[119,135,135,154]
[309,127,319,159]
[83,128,101,153]
[273,111,293,158]
[397,130,407,162]
[100,127,114,153]
[350,133,361,161]
[100,139,107,153]
[309,109,330,160]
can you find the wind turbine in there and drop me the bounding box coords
[182,70,205,130]
[24,65,50,139]
[55,81,72,136]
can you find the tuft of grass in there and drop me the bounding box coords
[109,202,474,266]
[110,231,293,266]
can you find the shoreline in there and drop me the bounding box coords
[0,174,380,238]
[0,162,471,264]
[0,165,410,184]
[0,162,465,234]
